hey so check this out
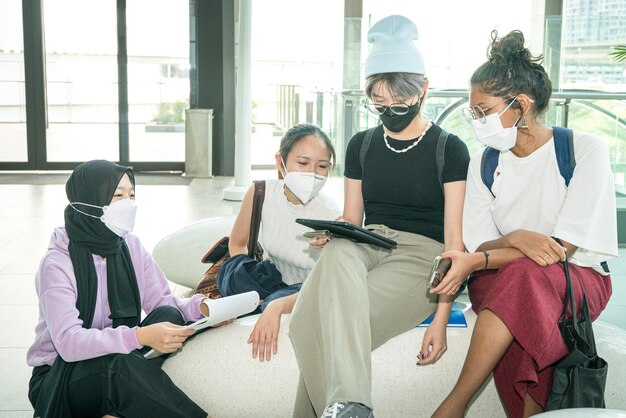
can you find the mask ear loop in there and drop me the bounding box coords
[69,202,103,219]
[498,96,518,117]
[280,157,289,178]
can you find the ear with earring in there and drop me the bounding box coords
[519,95,534,129]
[518,103,529,129]
[520,113,529,129]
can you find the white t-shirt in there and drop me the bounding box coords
[260,179,342,285]
[463,131,617,274]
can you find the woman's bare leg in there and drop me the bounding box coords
[522,393,543,417]
[431,309,514,418]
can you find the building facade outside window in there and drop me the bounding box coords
[44,0,119,162]
[127,0,189,163]
[0,1,27,162]
[0,0,624,177]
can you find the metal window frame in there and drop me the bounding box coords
[0,0,186,172]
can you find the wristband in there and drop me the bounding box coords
[483,251,489,270]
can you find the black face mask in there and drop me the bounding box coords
[379,99,421,133]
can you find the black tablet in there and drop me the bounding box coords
[296,218,397,250]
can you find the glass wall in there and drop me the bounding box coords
[562,0,626,90]
[3,0,625,173]
[44,0,119,162]
[0,1,27,162]
[565,98,626,195]
[126,0,188,162]
[363,1,536,90]
[247,0,626,183]
[248,0,538,169]
[249,0,344,167]
[561,0,626,196]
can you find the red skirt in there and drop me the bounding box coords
[468,257,612,418]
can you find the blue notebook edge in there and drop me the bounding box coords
[417,301,468,328]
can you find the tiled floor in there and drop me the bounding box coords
[0,172,624,415]
[0,173,243,415]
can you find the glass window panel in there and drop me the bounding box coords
[566,99,626,197]
[44,0,118,162]
[126,0,188,162]
[0,0,27,162]
[363,0,534,90]
[562,0,626,91]
[251,0,344,167]
[428,93,626,200]
[250,0,536,169]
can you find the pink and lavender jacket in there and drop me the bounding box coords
[27,227,205,367]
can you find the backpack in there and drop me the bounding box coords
[480,126,575,197]
[480,126,609,273]
[359,124,450,193]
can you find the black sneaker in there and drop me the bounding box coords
[320,402,374,418]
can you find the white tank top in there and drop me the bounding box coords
[260,179,341,285]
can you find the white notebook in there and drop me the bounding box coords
[143,291,260,359]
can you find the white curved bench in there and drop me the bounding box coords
[153,216,236,290]
[162,305,505,418]
[154,219,626,417]
[536,408,626,417]
[162,314,626,418]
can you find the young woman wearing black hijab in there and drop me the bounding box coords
[26,160,211,418]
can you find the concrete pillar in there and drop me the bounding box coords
[190,0,235,176]
[543,0,563,90]
[223,0,253,201]
[342,0,363,90]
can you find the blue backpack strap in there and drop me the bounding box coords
[551,127,607,270]
[481,128,575,194]
[436,129,449,194]
[359,126,379,173]
[480,147,499,197]
[552,126,576,187]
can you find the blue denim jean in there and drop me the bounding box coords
[260,283,301,311]
[217,254,302,312]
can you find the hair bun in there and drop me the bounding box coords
[487,30,532,66]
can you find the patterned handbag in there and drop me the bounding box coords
[193,181,265,299]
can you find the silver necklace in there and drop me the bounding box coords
[383,122,432,154]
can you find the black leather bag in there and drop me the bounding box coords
[545,257,607,411]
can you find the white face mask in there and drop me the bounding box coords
[281,159,327,204]
[470,98,520,151]
[70,198,137,237]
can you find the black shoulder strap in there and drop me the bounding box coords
[436,128,449,194]
[552,126,576,187]
[480,147,499,198]
[359,126,379,173]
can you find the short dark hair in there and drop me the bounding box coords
[279,124,336,165]
[471,30,552,116]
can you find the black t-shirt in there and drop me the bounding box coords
[344,124,470,243]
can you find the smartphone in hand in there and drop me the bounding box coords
[427,256,452,288]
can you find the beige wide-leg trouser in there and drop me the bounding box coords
[289,225,443,418]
